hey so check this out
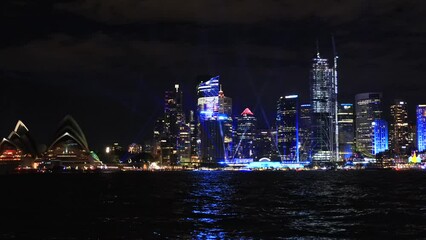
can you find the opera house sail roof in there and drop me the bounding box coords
[45,115,101,167]
[0,120,39,161]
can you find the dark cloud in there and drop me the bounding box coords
[1,0,426,149]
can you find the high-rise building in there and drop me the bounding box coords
[299,104,312,161]
[310,51,338,163]
[234,108,257,160]
[255,129,279,160]
[338,103,354,159]
[417,105,426,152]
[373,119,388,155]
[197,76,233,165]
[276,95,299,161]
[355,92,383,157]
[389,100,410,157]
[188,110,199,165]
[160,84,185,165]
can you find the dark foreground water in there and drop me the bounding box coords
[0,171,426,239]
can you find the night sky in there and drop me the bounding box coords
[1,0,426,151]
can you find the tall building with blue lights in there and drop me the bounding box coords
[373,119,388,155]
[197,76,233,165]
[355,92,383,158]
[310,51,338,163]
[276,95,299,161]
[417,105,426,152]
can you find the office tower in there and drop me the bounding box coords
[310,51,338,163]
[299,104,312,161]
[160,84,185,165]
[234,108,257,159]
[373,119,388,155]
[197,76,233,165]
[355,92,383,157]
[417,105,426,152]
[188,110,199,165]
[276,95,299,161]
[256,129,278,160]
[389,100,410,157]
[338,103,354,159]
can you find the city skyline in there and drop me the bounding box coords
[2,1,426,150]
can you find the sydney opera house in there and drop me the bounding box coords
[0,115,102,172]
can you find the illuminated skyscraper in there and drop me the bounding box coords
[310,51,338,163]
[355,92,383,157]
[417,105,426,152]
[256,129,279,160]
[160,84,185,165]
[389,100,410,156]
[338,103,354,159]
[234,108,257,159]
[276,95,299,161]
[197,76,233,165]
[299,104,312,161]
[373,119,388,155]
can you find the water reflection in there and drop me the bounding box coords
[185,172,237,239]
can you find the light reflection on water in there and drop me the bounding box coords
[0,171,426,239]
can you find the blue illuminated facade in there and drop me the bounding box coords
[417,105,426,152]
[197,76,220,97]
[373,119,388,155]
[197,76,233,165]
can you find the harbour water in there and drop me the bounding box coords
[0,170,425,239]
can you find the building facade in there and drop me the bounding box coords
[299,104,312,161]
[197,76,233,165]
[338,103,354,159]
[355,92,383,158]
[276,95,299,161]
[373,119,388,155]
[417,105,426,152]
[310,52,338,163]
[234,108,257,160]
[389,100,410,157]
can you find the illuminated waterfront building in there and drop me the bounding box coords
[0,121,39,167]
[373,119,388,155]
[310,50,338,163]
[234,108,257,160]
[197,76,233,165]
[338,103,354,159]
[355,93,383,157]
[128,143,143,154]
[276,95,299,161]
[417,105,426,152]
[256,129,279,160]
[389,100,410,157]
[44,115,102,168]
[160,84,185,165]
[299,104,312,161]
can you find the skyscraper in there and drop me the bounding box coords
[160,84,185,165]
[338,103,354,159]
[299,104,312,161]
[276,95,299,161]
[389,100,410,157]
[234,108,257,160]
[310,51,338,163]
[355,92,383,158]
[373,119,388,155]
[197,76,233,165]
[417,105,426,152]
